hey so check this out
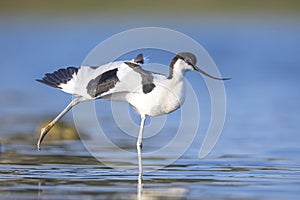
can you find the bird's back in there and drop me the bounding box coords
[74,61,124,98]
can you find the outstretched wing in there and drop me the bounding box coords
[85,54,146,98]
[76,62,155,100]
[36,67,79,94]
[37,53,151,100]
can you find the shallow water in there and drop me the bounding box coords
[0,16,300,199]
[1,140,299,200]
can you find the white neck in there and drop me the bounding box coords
[168,59,186,80]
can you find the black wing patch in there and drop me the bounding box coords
[124,62,156,94]
[134,53,144,64]
[36,67,78,89]
[142,83,156,93]
[86,68,119,98]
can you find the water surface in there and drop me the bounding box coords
[0,16,299,199]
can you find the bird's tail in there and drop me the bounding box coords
[36,67,79,94]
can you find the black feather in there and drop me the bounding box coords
[37,67,78,89]
[134,53,144,64]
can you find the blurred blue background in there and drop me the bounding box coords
[0,1,299,199]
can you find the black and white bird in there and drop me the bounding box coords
[36,52,230,150]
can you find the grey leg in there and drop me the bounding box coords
[37,97,85,150]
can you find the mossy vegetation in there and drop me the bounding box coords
[0,0,299,16]
[36,121,79,141]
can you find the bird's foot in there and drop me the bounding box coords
[37,124,52,151]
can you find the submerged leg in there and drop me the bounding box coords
[137,115,146,199]
[137,143,143,199]
[37,97,85,150]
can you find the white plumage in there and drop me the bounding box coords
[36,52,230,150]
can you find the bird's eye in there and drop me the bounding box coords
[185,58,192,65]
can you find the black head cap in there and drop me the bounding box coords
[177,52,197,67]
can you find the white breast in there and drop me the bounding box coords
[127,76,186,116]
